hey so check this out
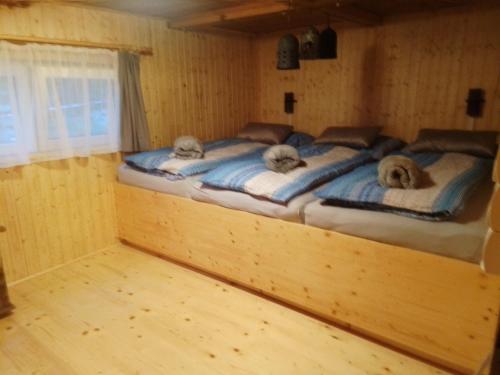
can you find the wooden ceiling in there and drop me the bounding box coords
[70,0,253,19]
[3,0,491,34]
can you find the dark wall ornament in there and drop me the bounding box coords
[276,25,337,70]
[300,26,320,60]
[319,26,337,59]
[466,88,485,118]
[277,34,300,70]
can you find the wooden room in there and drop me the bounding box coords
[0,0,499,374]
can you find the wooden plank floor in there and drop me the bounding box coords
[0,244,450,375]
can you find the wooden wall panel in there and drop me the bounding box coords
[253,5,500,140]
[142,20,255,148]
[0,155,121,282]
[0,4,148,283]
[3,2,497,283]
[0,3,254,282]
[371,6,500,140]
[0,3,152,50]
[254,27,377,136]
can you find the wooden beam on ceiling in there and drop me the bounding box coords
[170,1,289,29]
[0,34,153,55]
[325,5,381,26]
[197,26,257,38]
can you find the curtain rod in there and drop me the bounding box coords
[0,34,153,56]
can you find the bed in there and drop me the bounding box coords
[119,136,269,198]
[304,179,493,263]
[118,163,323,222]
[118,164,199,198]
[305,150,494,263]
[190,142,374,222]
[190,182,318,222]
[118,125,314,199]
[115,131,500,374]
[124,138,267,178]
[199,143,373,203]
[121,135,380,221]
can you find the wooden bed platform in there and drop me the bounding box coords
[115,151,500,375]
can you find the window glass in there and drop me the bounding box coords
[89,78,111,136]
[0,77,16,145]
[47,78,86,139]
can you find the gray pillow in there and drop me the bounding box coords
[236,122,293,145]
[315,126,382,148]
[284,132,315,147]
[405,129,498,158]
[371,136,406,160]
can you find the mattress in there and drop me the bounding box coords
[191,181,319,222]
[304,180,494,263]
[117,164,198,198]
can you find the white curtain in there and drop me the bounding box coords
[0,41,120,168]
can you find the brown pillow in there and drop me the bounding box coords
[315,126,382,148]
[405,129,498,158]
[237,122,293,145]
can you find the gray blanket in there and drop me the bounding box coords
[378,155,423,189]
[263,145,300,173]
[173,136,204,159]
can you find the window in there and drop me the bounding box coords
[0,76,16,145]
[0,42,120,167]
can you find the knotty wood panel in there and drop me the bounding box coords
[0,3,152,49]
[0,155,121,282]
[0,3,254,282]
[253,26,377,136]
[253,5,500,141]
[370,6,500,140]
[116,183,500,374]
[142,19,255,148]
[0,3,144,283]
[0,3,255,148]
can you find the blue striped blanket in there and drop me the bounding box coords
[125,138,266,179]
[201,144,373,203]
[316,152,493,221]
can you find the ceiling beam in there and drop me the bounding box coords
[170,1,289,29]
[325,5,382,26]
[0,34,153,55]
[197,26,257,38]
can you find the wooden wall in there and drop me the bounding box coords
[0,155,120,282]
[143,21,256,148]
[0,3,254,282]
[253,27,376,136]
[1,2,499,282]
[253,5,500,140]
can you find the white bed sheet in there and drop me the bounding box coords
[118,164,198,198]
[190,181,321,222]
[303,180,493,263]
